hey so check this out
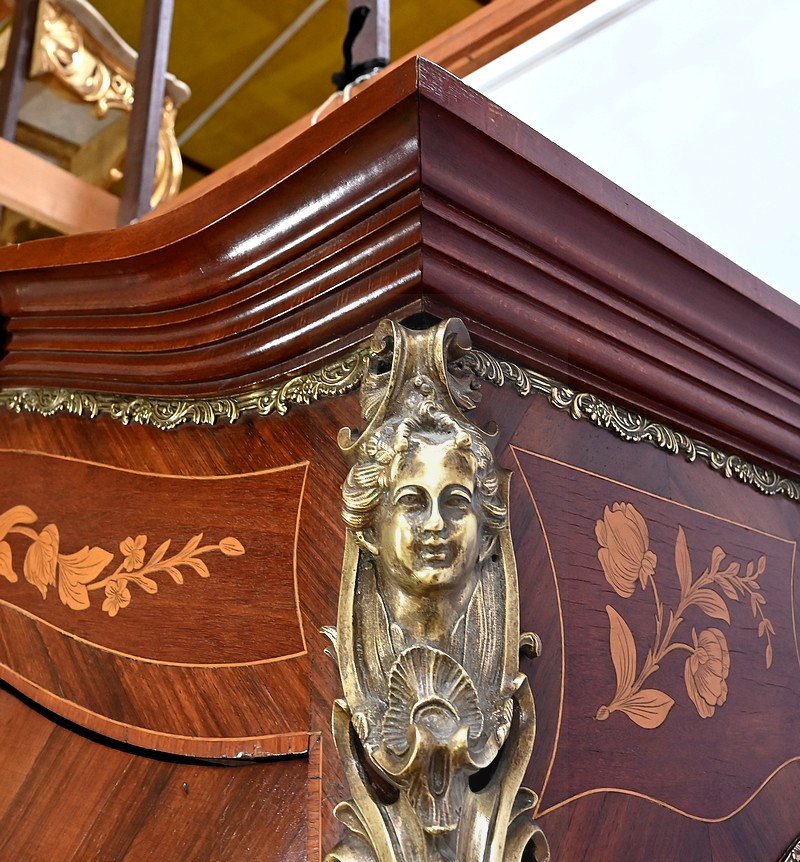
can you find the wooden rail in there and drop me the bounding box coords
[154,0,594,215]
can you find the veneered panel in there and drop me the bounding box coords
[0,394,361,758]
[460,381,800,861]
[0,450,306,664]
[0,684,308,862]
[516,447,795,818]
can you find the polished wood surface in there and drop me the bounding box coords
[1,59,797,479]
[1,374,797,859]
[0,683,307,861]
[488,382,800,861]
[0,57,797,861]
[0,450,304,663]
[0,394,358,758]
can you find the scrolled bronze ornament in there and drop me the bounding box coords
[780,837,800,862]
[324,319,549,862]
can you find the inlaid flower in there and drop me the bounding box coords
[596,502,657,598]
[23,524,59,599]
[684,627,730,718]
[102,579,131,617]
[120,535,147,572]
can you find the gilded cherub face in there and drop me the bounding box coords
[374,437,481,595]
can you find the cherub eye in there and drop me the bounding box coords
[397,490,424,509]
[443,489,471,510]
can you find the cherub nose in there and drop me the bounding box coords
[422,499,444,533]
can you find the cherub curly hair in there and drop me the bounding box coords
[342,398,507,534]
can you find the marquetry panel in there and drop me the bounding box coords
[0,394,359,759]
[470,383,800,861]
[0,450,305,663]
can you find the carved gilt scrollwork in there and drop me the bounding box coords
[324,319,549,862]
[31,0,183,206]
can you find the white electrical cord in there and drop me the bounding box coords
[310,71,378,126]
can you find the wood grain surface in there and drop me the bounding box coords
[0,56,798,862]
[0,59,798,477]
[0,358,797,859]
[0,683,307,862]
[0,450,306,664]
[488,382,800,861]
[0,394,360,759]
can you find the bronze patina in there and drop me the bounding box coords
[324,318,549,862]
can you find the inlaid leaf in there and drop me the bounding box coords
[0,505,37,541]
[693,588,731,624]
[185,558,210,579]
[165,567,183,585]
[148,539,171,567]
[129,573,158,594]
[57,546,113,610]
[182,534,203,555]
[618,689,675,729]
[675,526,692,597]
[717,561,740,579]
[709,546,726,573]
[219,537,245,556]
[606,605,637,699]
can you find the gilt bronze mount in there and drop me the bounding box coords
[324,319,549,862]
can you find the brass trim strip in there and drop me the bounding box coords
[462,350,800,502]
[1,343,798,502]
[0,348,370,431]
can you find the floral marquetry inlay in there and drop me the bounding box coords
[0,505,244,616]
[595,502,773,729]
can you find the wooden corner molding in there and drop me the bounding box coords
[1,342,798,505]
[1,60,798,476]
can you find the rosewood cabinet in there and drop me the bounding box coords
[0,58,798,861]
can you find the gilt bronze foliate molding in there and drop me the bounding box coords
[323,319,549,862]
[1,338,798,503]
[0,348,369,431]
[460,351,800,502]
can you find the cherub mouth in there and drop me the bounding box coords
[419,542,449,564]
